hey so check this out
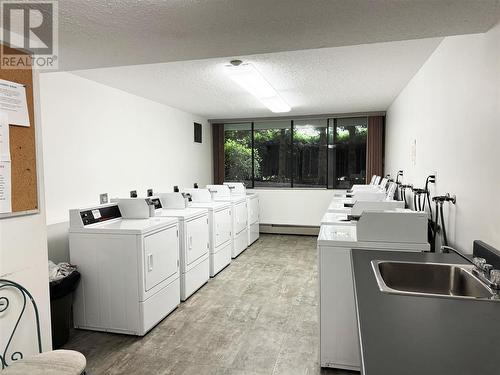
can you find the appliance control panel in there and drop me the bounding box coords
[147,197,163,210]
[80,205,122,226]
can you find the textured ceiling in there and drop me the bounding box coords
[72,37,443,119]
[58,0,500,70]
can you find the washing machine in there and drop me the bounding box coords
[332,175,382,196]
[352,176,385,191]
[321,211,350,225]
[207,184,248,258]
[332,186,387,201]
[68,202,180,336]
[325,199,405,218]
[318,211,429,371]
[183,188,232,277]
[327,182,399,213]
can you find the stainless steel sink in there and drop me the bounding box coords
[372,260,499,301]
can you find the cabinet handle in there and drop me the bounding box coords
[148,254,153,271]
[189,236,193,250]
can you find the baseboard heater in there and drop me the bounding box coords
[259,223,320,236]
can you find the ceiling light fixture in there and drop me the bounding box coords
[225,60,291,113]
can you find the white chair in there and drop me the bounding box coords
[0,279,86,374]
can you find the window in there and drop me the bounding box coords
[224,123,252,187]
[328,117,367,188]
[223,116,368,189]
[293,119,328,188]
[254,121,292,187]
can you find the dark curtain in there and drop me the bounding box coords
[212,123,225,184]
[366,116,385,183]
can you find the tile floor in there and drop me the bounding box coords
[64,234,357,375]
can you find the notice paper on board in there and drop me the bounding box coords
[0,161,12,214]
[0,79,30,127]
[0,112,10,161]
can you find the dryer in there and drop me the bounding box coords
[68,202,180,336]
[183,188,232,277]
[118,195,210,301]
[207,184,248,258]
[246,192,260,246]
[223,182,260,246]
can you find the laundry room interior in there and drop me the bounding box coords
[0,1,499,375]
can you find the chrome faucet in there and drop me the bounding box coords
[441,245,475,265]
[441,246,500,291]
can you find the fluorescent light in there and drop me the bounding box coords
[225,63,291,113]
[259,96,291,113]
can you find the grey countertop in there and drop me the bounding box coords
[352,249,500,375]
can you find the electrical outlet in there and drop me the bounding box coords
[100,193,108,204]
[130,190,138,198]
[410,139,417,167]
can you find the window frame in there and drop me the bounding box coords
[223,116,368,189]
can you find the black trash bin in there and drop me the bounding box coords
[49,269,81,349]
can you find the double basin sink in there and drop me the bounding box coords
[372,260,499,301]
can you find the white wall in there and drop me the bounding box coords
[0,70,52,357]
[39,72,212,261]
[255,189,333,227]
[385,22,500,252]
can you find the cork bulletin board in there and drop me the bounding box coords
[0,44,39,218]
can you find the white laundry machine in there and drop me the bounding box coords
[318,211,429,371]
[321,206,415,226]
[332,175,382,197]
[207,184,248,258]
[352,176,386,191]
[321,211,350,225]
[144,193,210,301]
[333,185,388,201]
[327,182,399,213]
[183,188,232,277]
[246,192,260,246]
[324,199,405,218]
[68,202,180,336]
[223,182,260,246]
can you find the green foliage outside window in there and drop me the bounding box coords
[224,118,367,188]
[224,138,261,181]
[336,125,367,143]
